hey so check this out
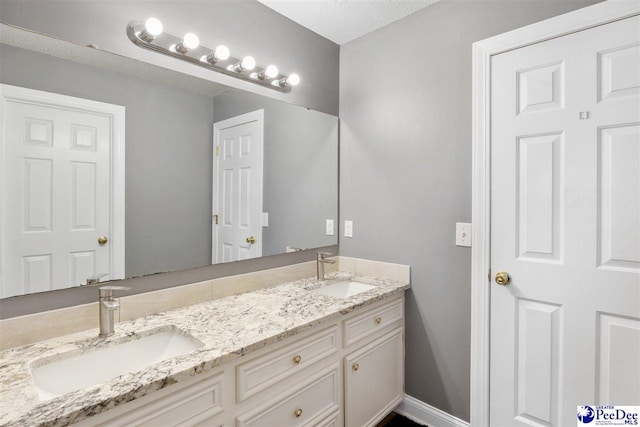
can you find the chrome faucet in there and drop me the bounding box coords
[316,252,336,280]
[98,285,131,337]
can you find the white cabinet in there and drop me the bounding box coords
[343,298,403,347]
[236,327,338,402]
[236,365,340,427]
[78,371,227,427]
[344,328,404,427]
[78,295,404,427]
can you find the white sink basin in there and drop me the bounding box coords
[312,281,376,298]
[31,329,204,400]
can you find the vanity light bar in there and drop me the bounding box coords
[126,19,300,93]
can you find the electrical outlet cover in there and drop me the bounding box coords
[344,220,353,238]
[456,222,471,247]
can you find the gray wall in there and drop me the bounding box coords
[339,0,601,421]
[1,44,214,278]
[0,0,339,115]
[214,91,338,255]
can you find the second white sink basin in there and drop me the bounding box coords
[31,328,204,401]
[312,281,376,298]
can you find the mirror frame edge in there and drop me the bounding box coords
[0,245,338,319]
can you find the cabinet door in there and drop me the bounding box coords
[344,328,404,427]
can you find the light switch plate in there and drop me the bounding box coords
[326,219,334,236]
[456,222,471,247]
[344,220,353,238]
[261,212,269,227]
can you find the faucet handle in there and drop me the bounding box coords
[317,251,334,259]
[317,252,336,265]
[98,285,132,298]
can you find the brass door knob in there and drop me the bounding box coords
[352,363,359,371]
[375,317,382,325]
[246,236,256,244]
[294,408,303,418]
[495,271,510,286]
[98,236,108,245]
[293,355,301,364]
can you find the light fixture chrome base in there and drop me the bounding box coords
[126,21,293,93]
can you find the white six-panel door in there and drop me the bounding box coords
[0,85,125,297]
[212,110,263,264]
[490,16,640,426]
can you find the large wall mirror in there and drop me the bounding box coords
[0,25,338,301]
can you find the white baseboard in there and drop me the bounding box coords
[395,395,470,427]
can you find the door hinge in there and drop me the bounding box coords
[212,214,218,225]
[215,146,220,156]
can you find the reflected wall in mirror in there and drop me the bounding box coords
[0,31,338,298]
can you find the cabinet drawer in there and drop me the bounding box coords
[93,372,225,427]
[343,298,403,347]
[236,365,340,427]
[236,326,338,402]
[315,410,341,427]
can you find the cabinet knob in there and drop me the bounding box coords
[352,363,359,371]
[293,355,301,364]
[375,317,382,324]
[294,408,303,418]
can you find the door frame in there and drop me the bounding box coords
[212,109,264,264]
[0,84,126,289]
[470,2,640,425]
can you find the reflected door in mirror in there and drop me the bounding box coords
[213,110,264,263]
[0,85,125,297]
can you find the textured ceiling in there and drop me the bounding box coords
[257,0,440,45]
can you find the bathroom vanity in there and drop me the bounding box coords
[0,266,409,427]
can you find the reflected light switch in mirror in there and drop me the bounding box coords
[326,219,334,236]
[261,212,269,227]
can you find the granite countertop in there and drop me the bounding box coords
[0,272,409,427]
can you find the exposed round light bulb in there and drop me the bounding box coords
[287,73,301,86]
[214,45,230,61]
[144,18,163,36]
[264,65,279,79]
[241,56,256,71]
[183,33,200,50]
